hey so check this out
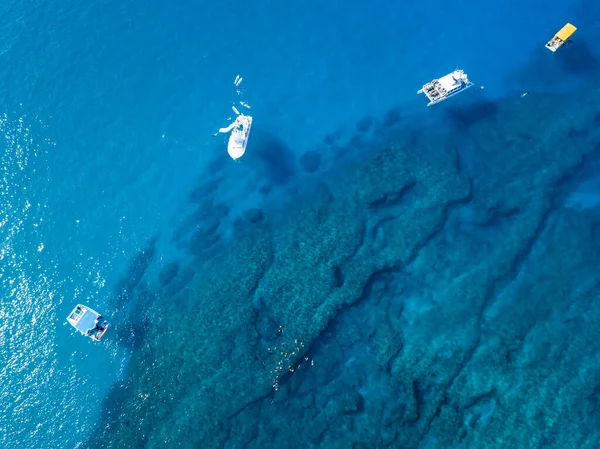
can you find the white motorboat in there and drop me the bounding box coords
[67,304,109,341]
[417,69,474,106]
[218,111,253,160]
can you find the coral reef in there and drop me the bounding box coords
[158,261,179,287]
[92,78,600,448]
[299,150,322,173]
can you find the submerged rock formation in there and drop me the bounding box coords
[299,150,322,173]
[94,78,600,449]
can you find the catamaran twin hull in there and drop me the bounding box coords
[417,69,474,106]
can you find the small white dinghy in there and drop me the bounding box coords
[67,304,109,341]
[218,110,253,160]
[418,69,474,106]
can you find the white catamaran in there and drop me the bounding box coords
[418,69,474,106]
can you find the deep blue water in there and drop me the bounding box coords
[1,0,600,447]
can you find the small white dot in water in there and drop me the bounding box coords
[76,220,80,223]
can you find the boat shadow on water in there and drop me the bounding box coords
[244,129,297,187]
[444,98,500,129]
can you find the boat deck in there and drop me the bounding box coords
[422,79,448,103]
[420,70,472,105]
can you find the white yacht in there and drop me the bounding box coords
[67,304,109,341]
[218,108,253,160]
[417,69,474,106]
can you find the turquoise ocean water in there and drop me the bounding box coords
[1,0,600,447]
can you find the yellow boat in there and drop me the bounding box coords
[545,23,577,52]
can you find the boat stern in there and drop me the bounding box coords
[94,321,109,340]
